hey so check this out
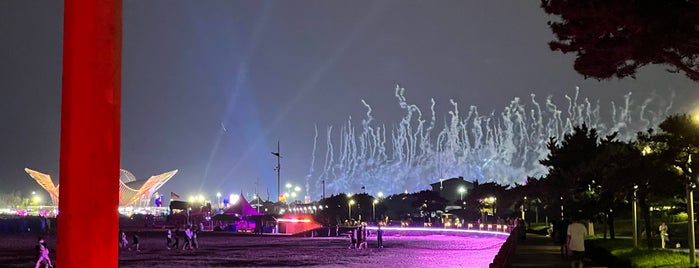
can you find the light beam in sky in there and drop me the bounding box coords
[308,85,673,197]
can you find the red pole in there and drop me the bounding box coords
[58,0,121,267]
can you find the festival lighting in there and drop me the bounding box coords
[364,226,510,236]
[229,194,240,205]
[277,218,311,223]
[32,195,42,205]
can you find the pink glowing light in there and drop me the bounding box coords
[364,226,510,236]
[277,218,311,223]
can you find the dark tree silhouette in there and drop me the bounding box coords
[411,190,448,217]
[541,0,699,81]
[540,124,601,219]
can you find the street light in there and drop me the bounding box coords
[216,192,222,208]
[458,186,465,201]
[32,195,41,205]
[377,192,384,198]
[373,199,378,221]
[349,199,355,220]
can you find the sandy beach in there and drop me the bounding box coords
[0,230,506,268]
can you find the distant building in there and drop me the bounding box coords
[430,176,474,206]
[25,168,177,207]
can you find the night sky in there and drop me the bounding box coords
[1,1,698,202]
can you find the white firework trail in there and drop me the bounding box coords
[310,86,674,197]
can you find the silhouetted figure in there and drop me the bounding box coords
[553,219,570,258]
[34,237,52,268]
[167,228,173,249]
[132,230,141,252]
[171,228,180,249]
[348,228,357,249]
[377,225,384,248]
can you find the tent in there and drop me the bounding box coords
[222,194,261,216]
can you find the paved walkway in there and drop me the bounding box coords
[511,234,607,268]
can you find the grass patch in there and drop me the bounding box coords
[589,239,693,268]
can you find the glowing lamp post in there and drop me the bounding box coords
[348,199,355,221]
[372,199,378,221]
[216,192,221,209]
[458,186,466,203]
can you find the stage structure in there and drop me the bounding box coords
[25,168,177,207]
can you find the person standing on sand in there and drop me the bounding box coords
[120,231,129,249]
[132,230,141,252]
[348,227,357,249]
[35,237,52,268]
[171,228,180,249]
[356,226,363,250]
[359,225,368,249]
[192,226,199,249]
[183,227,193,250]
[377,225,384,248]
[167,228,173,249]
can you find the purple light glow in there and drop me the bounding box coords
[365,226,511,236]
[372,234,507,267]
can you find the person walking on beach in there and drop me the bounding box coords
[356,226,363,250]
[171,228,180,249]
[132,230,141,252]
[167,228,173,249]
[183,226,193,250]
[359,225,368,249]
[377,225,384,248]
[120,231,129,249]
[192,226,199,249]
[567,216,587,268]
[35,237,52,268]
[659,222,669,249]
[348,227,357,249]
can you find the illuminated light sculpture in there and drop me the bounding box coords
[25,168,177,206]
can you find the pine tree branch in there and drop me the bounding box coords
[662,51,699,81]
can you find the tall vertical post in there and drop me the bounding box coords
[688,181,696,265]
[59,0,121,267]
[632,187,638,247]
[322,180,325,200]
[271,141,281,202]
[277,142,280,202]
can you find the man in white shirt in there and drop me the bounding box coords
[567,217,587,268]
